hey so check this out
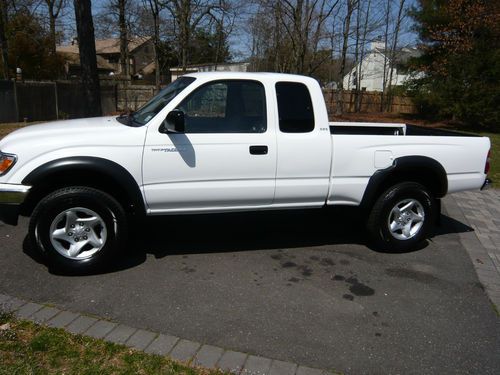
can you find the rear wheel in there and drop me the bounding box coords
[367,182,436,252]
[29,187,127,273]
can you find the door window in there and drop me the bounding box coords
[177,80,267,133]
[276,82,315,133]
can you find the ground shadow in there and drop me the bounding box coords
[22,208,474,276]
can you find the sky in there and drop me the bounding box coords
[57,0,420,60]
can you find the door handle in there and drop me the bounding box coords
[249,145,268,155]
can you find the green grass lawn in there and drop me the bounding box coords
[481,132,499,187]
[0,312,222,375]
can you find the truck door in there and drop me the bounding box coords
[274,81,332,206]
[142,79,277,213]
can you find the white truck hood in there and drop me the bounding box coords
[0,117,130,151]
[0,116,148,184]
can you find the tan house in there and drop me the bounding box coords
[57,37,155,79]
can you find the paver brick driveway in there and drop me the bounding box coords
[0,202,499,374]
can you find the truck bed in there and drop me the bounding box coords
[329,122,480,137]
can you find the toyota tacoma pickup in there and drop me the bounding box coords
[0,72,492,272]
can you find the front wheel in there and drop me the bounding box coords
[29,187,127,273]
[366,182,437,252]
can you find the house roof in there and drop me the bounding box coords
[56,36,152,55]
[58,51,116,71]
[169,62,250,72]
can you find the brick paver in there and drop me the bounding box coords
[31,306,60,324]
[126,329,157,350]
[14,302,43,319]
[217,350,248,373]
[169,339,201,363]
[145,334,179,356]
[85,320,117,339]
[66,315,98,335]
[450,189,500,308]
[193,344,225,368]
[242,355,273,375]
[46,310,79,328]
[105,324,137,344]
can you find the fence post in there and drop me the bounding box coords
[12,80,19,123]
[54,81,59,120]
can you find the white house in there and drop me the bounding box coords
[343,42,420,92]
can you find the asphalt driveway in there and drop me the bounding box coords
[0,204,499,374]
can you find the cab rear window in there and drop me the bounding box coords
[275,82,315,133]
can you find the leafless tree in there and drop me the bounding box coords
[386,0,405,109]
[354,0,371,112]
[143,0,164,87]
[74,0,101,116]
[117,0,130,78]
[0,0,9,78]
[164,0,231,72]
[44,0,65,54]
[249,0,340,75]
[336,0,356,115]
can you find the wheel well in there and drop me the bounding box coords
[361,156,448,210]
[21,169,144,218]
[375,169,443,200]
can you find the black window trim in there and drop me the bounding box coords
[174,79,268,134]
[275,81,315,134]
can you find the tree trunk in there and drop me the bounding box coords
[380,0,391,111]
[49,8,56,54]
[353,1,361,112]
[337,0,355,115]
[387,0,405,112]
[74,0,102,116]
[153,11,160,88]
[0,0,9,79]
[118,0,129,78]
[179,0,191,72]
[355,0,371,112]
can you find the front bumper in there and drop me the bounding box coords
[0,183,31,225]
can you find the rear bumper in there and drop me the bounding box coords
[0,183,31,225]
[481,178,492,191]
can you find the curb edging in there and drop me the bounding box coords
[0,293,334,375]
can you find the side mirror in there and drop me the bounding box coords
[161,109,185,133]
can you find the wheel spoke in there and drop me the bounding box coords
[64,211,78,231]
[400,200,415,212]
[77,216,101,227]
[390,221,403,232]
[52,228,68,242]
[402,222,412,238]
[410,212,424,222]
[67,240,87,257]
[87,229,103,249]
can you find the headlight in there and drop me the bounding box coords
[0,151,17,175]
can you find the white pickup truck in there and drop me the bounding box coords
[0,72,492,272]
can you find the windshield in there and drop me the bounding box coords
[124,77,196,126]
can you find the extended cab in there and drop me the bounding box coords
[0,72,492,272]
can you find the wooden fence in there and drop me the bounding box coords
[322,89,416,114]
[0,80,416,124]
[0,80,158,123]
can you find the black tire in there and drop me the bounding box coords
[366,182,436,252]
[29,186,127,273]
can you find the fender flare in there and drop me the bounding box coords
[360,156,448,209]
[22,156,146,214]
